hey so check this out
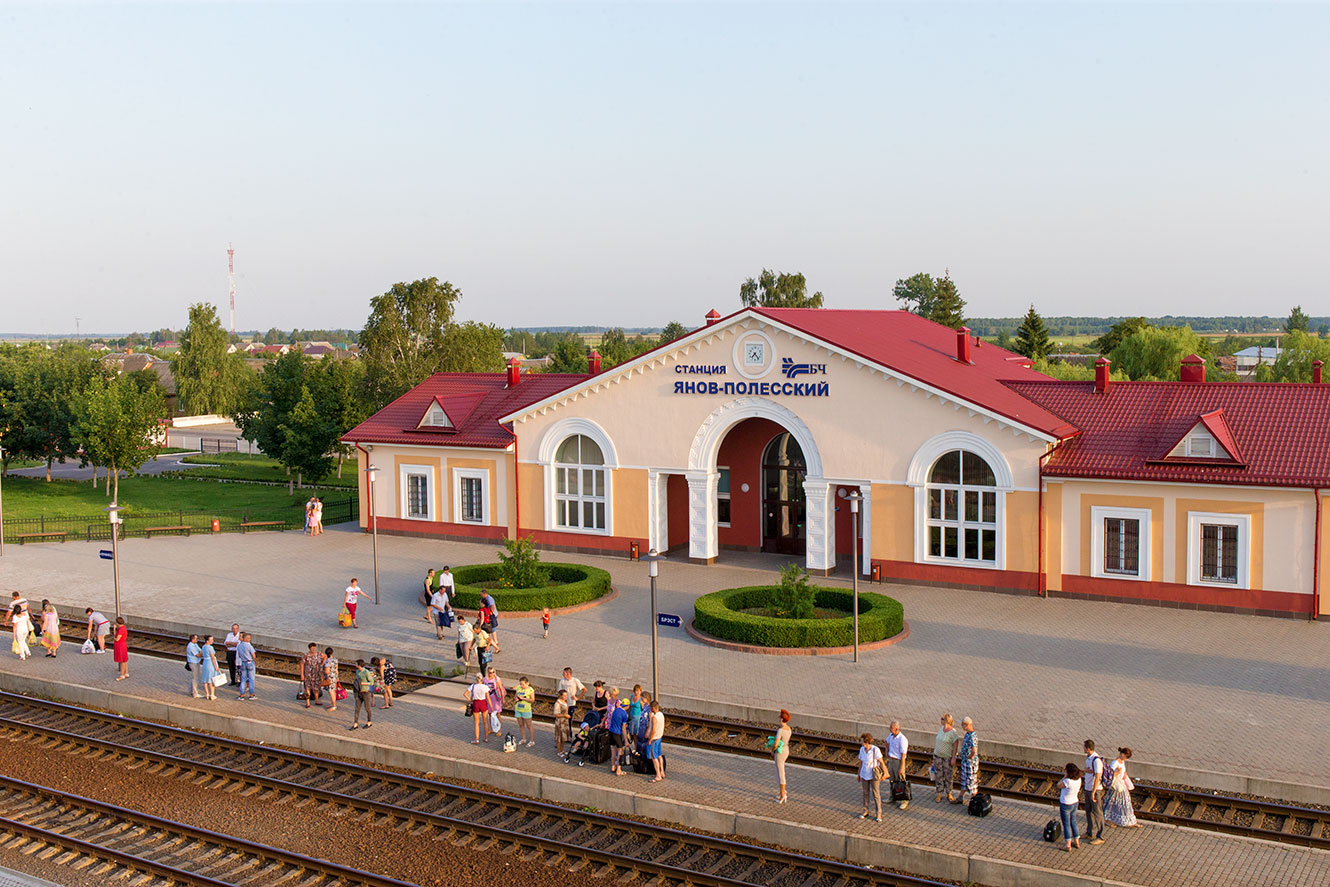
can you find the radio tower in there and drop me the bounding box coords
[226,243,236,333]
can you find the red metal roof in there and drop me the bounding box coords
[750,308,1078,439]
[342,372,590,449]
[1005,379,1330,488]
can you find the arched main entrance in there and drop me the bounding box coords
[761,432,806,555]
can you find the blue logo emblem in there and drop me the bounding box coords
[781,358,826,379]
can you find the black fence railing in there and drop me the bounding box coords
[2,497,358,544]
[200,437,240,454]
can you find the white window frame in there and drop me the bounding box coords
[452,468,489,525]
[1090,506,1152,581]
[920,450,1003,569]
[1186,511,1250,590]
[398,464,434,521]
[1187,432,1215,457]
[716,466,731,528]
[551,435,611,536]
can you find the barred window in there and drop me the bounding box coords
[406,473,429,519]
[1103,518,1140,575]
[461,477,483,523]
[1201,523,1239,584]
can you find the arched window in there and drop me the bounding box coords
[554,434,606,532]
[925,449,997,564]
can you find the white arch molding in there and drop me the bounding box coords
[688,397,823,476]
[535,416,619,538]
[906,429,1014,490]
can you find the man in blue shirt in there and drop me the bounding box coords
[185,634,202,698]
[608,697,631,775]
[236,633,257,700]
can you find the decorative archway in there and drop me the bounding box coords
[688,397,823,476]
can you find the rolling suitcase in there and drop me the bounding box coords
[590,726,612,765]
[1043,819,1061,842]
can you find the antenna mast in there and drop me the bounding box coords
[227,243,236,333]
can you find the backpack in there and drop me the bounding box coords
[503,733,517,753]
[1043,819,1061,842]
[968,792,992,817]
[1092,755,1113,792]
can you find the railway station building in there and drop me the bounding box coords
[343,308,1330,619]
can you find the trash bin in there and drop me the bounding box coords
[211,519,220,533]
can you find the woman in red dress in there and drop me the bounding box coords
[112,617,129,680]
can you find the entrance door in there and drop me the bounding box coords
[762,432,806,555]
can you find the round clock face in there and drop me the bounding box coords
[745,342,765,365]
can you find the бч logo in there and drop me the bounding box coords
[781,357,826,379]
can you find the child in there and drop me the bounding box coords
[553,689,570,757]
[541,607,551,639]
[514,676,536,747]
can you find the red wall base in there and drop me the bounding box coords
[372,517,506,542]
[870,559,1041,594]
[365,519,643,558]
[1058,575,1312,618]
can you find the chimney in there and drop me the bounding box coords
[1180,353,1206,384]
[1315,359,1324,384]
[705,309,721,326]
[505,357,520,388]
[955,326,972,364]
[1094,357,1111,393]
[588,350,602,374]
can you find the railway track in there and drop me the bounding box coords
[0,773,417,887]
[0,691,950,887]
[55,620,1330,850]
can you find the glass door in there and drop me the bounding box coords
[761,433,806,555]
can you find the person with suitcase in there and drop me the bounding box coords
[886,721,910,810]
[954,717,980,807]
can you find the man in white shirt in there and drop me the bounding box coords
[224,625,241,686]
[557,666,587,720]
[886,721,910,810]
[1083,739,1106,844]
[438,566,455,601]
[429,588,452,640]
[456,617,474,666]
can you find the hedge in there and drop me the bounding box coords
[693,585,904,648]
[433,563,612,612]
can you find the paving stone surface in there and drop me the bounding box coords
[2,521,1329,786]
[0,647,1328,887]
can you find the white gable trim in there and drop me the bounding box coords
[498,309,1060,442]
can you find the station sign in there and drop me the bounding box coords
[99,550,114,561]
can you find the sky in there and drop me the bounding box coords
[1,1,1327,336]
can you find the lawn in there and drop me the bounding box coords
[176,453,356,487]
[1,473,356,521]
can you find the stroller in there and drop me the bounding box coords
[564,709,603,766]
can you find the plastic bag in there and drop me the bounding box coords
[81,639,96,655]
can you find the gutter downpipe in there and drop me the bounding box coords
[511,429,520,544]
[1314,488,1325,622]
[355,443,372,533]
[1037,448,1055,598]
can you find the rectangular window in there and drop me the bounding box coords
[1090,505,1153,582]
[717,467,731,527]
[1103,518,1140,575]
[461,477,483,523]
[407,474,429,519]
[1186,511,1249,589]
[1201,524,1238,583]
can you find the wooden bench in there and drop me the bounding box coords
[239,521,287,533]
[16,531,67,545]
[144,525,192,537]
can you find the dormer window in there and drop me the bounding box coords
[421,403,453,429]
[1186,432,1214,458]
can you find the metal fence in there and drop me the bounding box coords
[2,497,358,544]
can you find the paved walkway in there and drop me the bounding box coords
[1,525,1329,785]
[0,648,1326,887]
[5,452,199,482]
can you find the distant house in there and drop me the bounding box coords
[104,352,177,414]
[1234,346,1281,375]
[258,344,290,356]
[87,342,111,353]
[303,344,336,359]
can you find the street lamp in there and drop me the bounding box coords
[365,464,380,605]
[0,444,6,557]
[845,489,864,663]
[106,501,123,620]
[644,548,662,700]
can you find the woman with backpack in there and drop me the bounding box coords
[1104,747,1140,827]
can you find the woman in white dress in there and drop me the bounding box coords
[11,604,33,661]
[1103,747,1140,827]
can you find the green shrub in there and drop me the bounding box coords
[694,585,904,648]
[496,535,549,589]
[438,562,612,612]
[772,563,816,619]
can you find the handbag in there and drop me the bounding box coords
[185,663,192,672]
[336,685,347,700]
[27,631,37,645]
[455,642,463,659]
[464,700,474,717]
[211,672,228,687]
[871,749,886,782]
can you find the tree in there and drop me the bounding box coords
[174,303,240,415]
[739,269,824,309]
[360,277,463,403]
[235,350,311,470]
[543,336,591,374]
[930,273,966,329]
[1013,306,1052,360]
[1090,317,1150,356]
[6,346,89,479]
[1287,305,1310,333]
[1272,330,1330,382]
[316,358,371,478]
[1032,357,1129,382]
[436,321,505,374]
[893,273,937,317]
[72,372,165,501]
[280,385,338,489]
[1109,325,1210,381]
[658,321,689,345]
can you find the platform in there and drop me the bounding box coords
[0,646,1327,887]
[2,524,1330,797]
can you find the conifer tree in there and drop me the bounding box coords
[1013,305,1052,360]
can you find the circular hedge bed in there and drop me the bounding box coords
[434,563,612,612]
[693,585,904,648]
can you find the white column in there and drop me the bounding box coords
[859,482,872,576]
[803,477,834,573]
[647,470,670,553]
[686,470,719,562]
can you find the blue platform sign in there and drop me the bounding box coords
[656,613,682,628]
[99,550,114,560]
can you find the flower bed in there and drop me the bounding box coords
[437,563,612,612]
[693,585,904,648]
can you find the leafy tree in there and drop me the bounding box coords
[543,336,591,374]
[1271,330,1330,382]
[6,346,90,479]
[1090,317,1150,356]
[72,372,165,501]
[1032,357,1129,382]
[1013,306,1052,360]
[235,350,310,471]
[658,321,690,344]
[317,358,370,478]
[1109,325,1210,381]
[1287,305,1310,333]
[772,563,816,620]
[739,269,824,309]
[280,385,338,488]
[930,273,966,329]
[437,320,505,374]
[893,273,937,317]
[359,277,462,403]
[174,303,243,415]
[497,536,549,589]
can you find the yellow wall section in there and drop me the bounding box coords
[447,457,499,525]
[613,468,650,538]
[504,453,518,535]
[1006,490,1040,573]
[517,463,544,531]
[393,454,444,522]
[1044,482,1063,591]
[356,448,368,528]
[870,484,913,562]
[1078,494,1165,580]
[1174,498,1263,588]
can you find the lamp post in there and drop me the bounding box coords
[0,445,6,558]
[106,501,123,620]
[845,489,864,663]
[365,464,380,605]
[644,548,662,700]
